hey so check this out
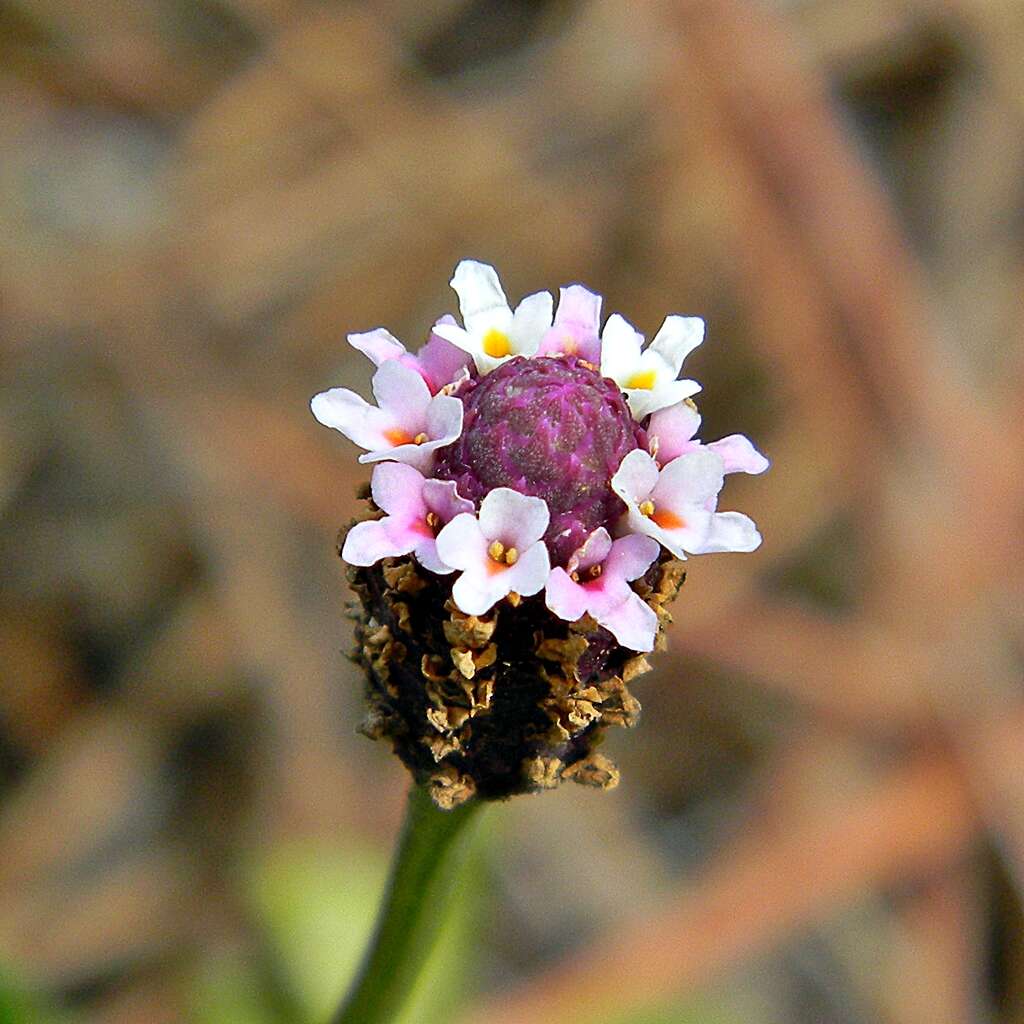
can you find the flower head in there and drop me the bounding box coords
[314,260,767,806]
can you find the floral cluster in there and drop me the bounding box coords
[313,260,766,656]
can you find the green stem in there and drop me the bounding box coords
[330,784,484,1024]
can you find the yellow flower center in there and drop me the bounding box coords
[626,369,657,390]
[482,328,512,359]
[640,499,685,530]
[486,539,519,572]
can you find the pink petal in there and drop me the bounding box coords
[538,285,602,362]
[648,403,701,464]
[566,527,613,574]
[706,434,770,475]
[369,462,427,520]
[419,317,473,392]
[348,328,406,366]
[603,534,661,583]
[594,591,658,652]
[478,488,549,550]
[545,567,589,623]
[341,518,415,566]
[422,478,474,524]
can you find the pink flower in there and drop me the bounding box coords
[311,360,463,474]
[342,462,473,574]
[611,448,761,560]
[545,528,660,651]
[647,402,769,474]
[435,489,552,615]
[536,284,603,363]
[348,317,472,395]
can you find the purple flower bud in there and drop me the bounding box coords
[434,355,646,565]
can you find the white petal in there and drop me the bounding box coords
[348,328,406,366]
[626,377,702,420]
[690,511,762,554]
[451,567,512,616]
[412,538,455,575]
[502,540,550,597]
[600,314,644,381]
[450,260,510,335]
[311,388,390,451]
[478,488,550,550]
[435,513,488,573]
[648,315,705,374]
[653,449,725,509]
[510,290,554,355]
[611,449,660,506]
[604,534,660,582]
[424,394,464,444]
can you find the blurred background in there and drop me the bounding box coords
[1,0,1023,1021]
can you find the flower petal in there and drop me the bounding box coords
[689,511,762,554]
[435,512,488,573]
[599,314,645,382]
[706,434,770,475]
[566,527,613,574]
[647,315,705,374]
[412,538,455,575]
[611,448,660,506]
[348,328,406,366]
[422,478,474,523]
[509,290,554,356]
[603,533,661,583]
[625,376,702,420]
[341,518,415,566]
[503,540,551,597]
[594,591,658,652]
[369,462,428,519]
[648,402,701,464]
[419,318,473,392]
[478,488,550,550]
[451,567,512,617]
[545,567,589,623]
[371,359,431,420]
[450,260,510,336]
[311,387,391,451]
[653,448,725,510]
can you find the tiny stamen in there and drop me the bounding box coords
[488,540,505,562]
[413,432,428,445]
[425,511,440,531]
[585,564,602,580]
[504,547,518,566]
[639,499,655,517]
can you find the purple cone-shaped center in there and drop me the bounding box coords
[435,356,645,565]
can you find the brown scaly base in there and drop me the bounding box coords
[340,508,685,810]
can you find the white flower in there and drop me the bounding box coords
[311,359,463,474]
[611,448,761,560]
[431,260,553,375]
[435,488,551,615]
[599,313,704,420]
